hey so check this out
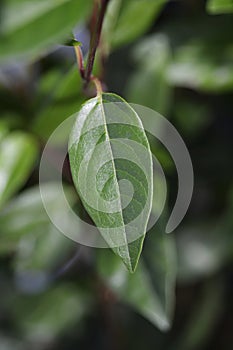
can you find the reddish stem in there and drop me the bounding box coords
[84,0,110,85]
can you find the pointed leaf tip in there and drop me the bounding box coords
[69,93,153,272]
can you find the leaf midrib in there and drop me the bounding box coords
[98,94,129,253]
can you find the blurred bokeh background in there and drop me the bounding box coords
[0,0,233,349]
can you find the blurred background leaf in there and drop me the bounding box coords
[126,34,172,115]
[0,131,38,208]
[167,40,233,92]
[0,183,77,254]
[97,219,176,331]
[10,284,91,343]
[32,65,84,142]
[0,0,91,62]
[102,0,168,52]
[207,0,233,13]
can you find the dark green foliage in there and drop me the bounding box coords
[0,1,233,349]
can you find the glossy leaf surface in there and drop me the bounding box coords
[69,93,153,272]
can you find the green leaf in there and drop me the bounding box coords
[33,65,85,142]
[0,132,38,208]
[102,0,168,52]
[0,121,9,142]
[14,226,73,275]
[126,34,172,115]
[69,93,153,273]
[0,0,91,62]
[97,225,176,331]
[0,183,76,254]
[167,40,233,92]
[143,228,176,326]
[11,285,91,342]
[207,0,233,13]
